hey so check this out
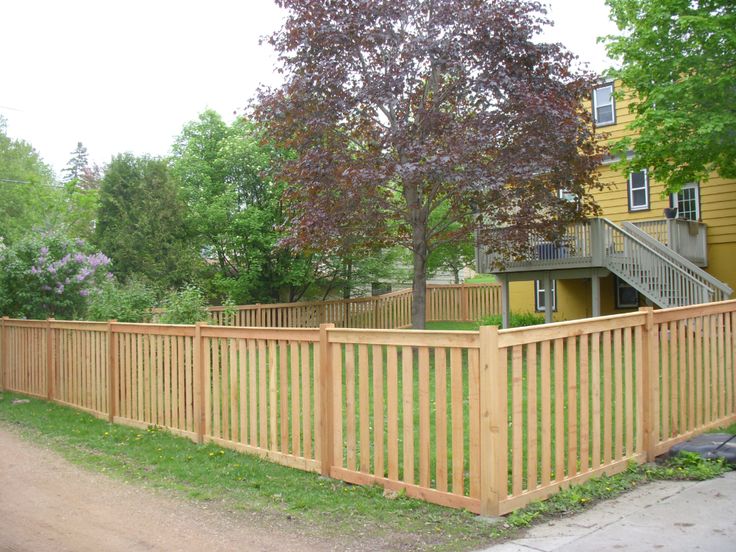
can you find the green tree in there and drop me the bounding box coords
[172,110,331,304]
[604,0,736,192]
[95,154,197,288]
[0,117,58,243]
[61,141,89,183]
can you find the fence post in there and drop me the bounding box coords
[107,320,117,422]
[639,307,658,461]
[194,321,206,444]
[318,323,335,476]
[1,316,7,391]
[480,325,505,516]
[46,319,55,401]
[461,284,470,321]
[256,304,263,327]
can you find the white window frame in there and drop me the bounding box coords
[671,183,700,221]
[628,169,650,212]
[615,277,639,309]
[593,83,616,126]
[534,280,557,312]
[558,188,577,202]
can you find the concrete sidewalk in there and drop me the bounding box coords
[481,471,736,552]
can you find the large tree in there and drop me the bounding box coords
[95,154,197,288]
[0,117,58,243]
[604,0,736,192]
[256,0,603,328]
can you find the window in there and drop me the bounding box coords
[593,83,615,126]
[672,183,700,221]
[628,170,649,211]
[615,277,639,308]
[558,188,577,202]
[534,280,557,312]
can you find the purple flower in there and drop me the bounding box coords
[30,266,39,275]
[106,272,114,281]
[59,254,71,266]
[75,238,85,248]
[40,246,49,256]
[55,283,65,294]
[89,252,111,268]
[79,289,90,297]
[76,268,91,282]
[48,266,57,275]
[74,252,85,263]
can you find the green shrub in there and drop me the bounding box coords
[87,277,157,323]
[479,311,545,328]
[159,285,208,325]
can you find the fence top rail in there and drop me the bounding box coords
[201,325,320,342]
[204,282,500,312]
[328,327,480,348]
[497,311,646,347]
[112,322,197,337]
[2,318,109,331]
[651,299,736,324]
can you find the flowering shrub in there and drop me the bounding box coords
[0,231,111,319]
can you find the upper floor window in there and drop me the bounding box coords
[593,83,615,126]
[672,183,700,221]
[628,170,649,212]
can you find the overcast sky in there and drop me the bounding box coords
[1,0,618,177]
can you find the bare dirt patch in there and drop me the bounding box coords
[0,426,341,552]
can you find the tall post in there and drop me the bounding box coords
[544,273,553,324]
[46,319,55,401]
[194,322,205,444]
[590,218,605,266]
[639,307,658,461]
[591,275,601,318]
[318,323,335,476]
[500,275,510,329]
[1,316,8,391]
[480,325,506,516]
[107,320,117,422]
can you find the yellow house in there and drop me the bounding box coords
[477,80,735,326]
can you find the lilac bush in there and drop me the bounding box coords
[0,231,111,319]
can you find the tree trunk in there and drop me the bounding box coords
[411,229,429,330]
[343,258,353,300]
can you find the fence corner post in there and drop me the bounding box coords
[480,324,504,516]
[1,316,8,392]
[639,307,657,462]
[107,320,117,422]
[318,323,336,477]
[46,318,55,401]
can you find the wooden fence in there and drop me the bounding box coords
[205,283,501,328]
[2,300,735,516]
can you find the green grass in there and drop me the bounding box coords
[464,274,497,283]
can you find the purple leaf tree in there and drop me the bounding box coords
[256,0,604,328]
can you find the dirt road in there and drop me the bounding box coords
[0,426,336,552]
